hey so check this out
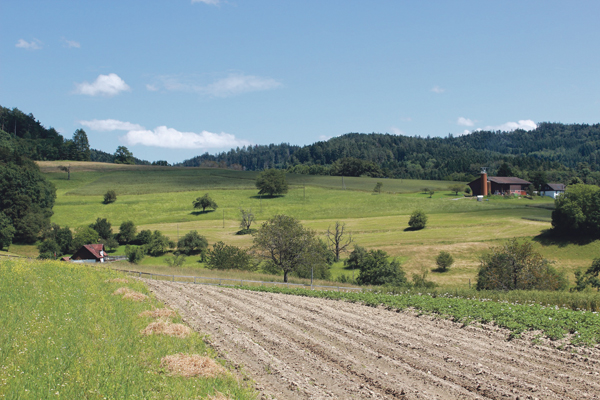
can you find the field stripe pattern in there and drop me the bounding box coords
[144,280,600,399]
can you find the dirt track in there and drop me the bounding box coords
[144,280,600,399]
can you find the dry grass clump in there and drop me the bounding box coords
[112,287,147,301]
[141,320,191,338]
[123,291,148,302]
[160,353,226,378]
[138,308,177,318]
[112,287,134,295]
[106,278,129,283]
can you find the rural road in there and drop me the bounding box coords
[144,280,600,399]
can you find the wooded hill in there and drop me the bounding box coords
[0,106,149,165]
[180,123,600,184]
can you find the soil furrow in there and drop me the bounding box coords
[144,280,600,400]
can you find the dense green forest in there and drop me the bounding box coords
[179,124,600,184]
[0,106,149,164]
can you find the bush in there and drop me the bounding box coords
[135,230,152,245]
[347,246,407,286]
[408,209,427,230]
[37,239,61,259]
[206,241,256,271]
[103,190,117,204]
[144,230,174,257]
[435,251,454,272]
[476,238,567,291]
[166,253,187,267]
[125,245,145,264]
[412,268,437,289]
[177,230,208,256]
[100,237,119,252]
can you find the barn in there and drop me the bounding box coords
[69,244,106,263]
[540,183,566,199]
[468,170,532,196]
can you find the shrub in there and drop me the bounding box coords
[476,238,567,291]
[412,268,437,289]
[435,251,454,272]
[125,245,145,264]
[206,241,256,271]
[177,230,208,256]
[0,212,16,250]
[348,246,407,287]
[408,209,427,230]
[103,190,117,204]
[144,230,174,257]
[166,253,187,267]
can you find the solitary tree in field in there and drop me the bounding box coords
[103,190,117,204]
[256,169,288,197]
[373,182,383,194]
[239,208,255,232]
[408,209,427,230]
[253,215,326,282]
[326,221,353,261]
[58,164,71,180]
[428,190,435,198]
[435,251,454,272]
[193,194,218,213]
[449,183,465,196]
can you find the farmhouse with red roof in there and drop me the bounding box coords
[69,244,106,263]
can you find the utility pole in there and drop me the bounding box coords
[342,175,345,190]
[222,210,225,228]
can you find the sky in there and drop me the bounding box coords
[2,1,600,164]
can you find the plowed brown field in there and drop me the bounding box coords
[144,280,600,399]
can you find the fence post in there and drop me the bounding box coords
[241,279,243,286]
[139,272,141,278]
[172,275,174,282]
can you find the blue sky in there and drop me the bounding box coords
[2,0,599,163]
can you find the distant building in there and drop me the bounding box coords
[468,169,532,196]
[69,244,105,263]
[539,183,566,199]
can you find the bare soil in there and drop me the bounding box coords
[144,280,600,400]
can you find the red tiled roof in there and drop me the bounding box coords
[83,244,104,259]
[488,177,531,185]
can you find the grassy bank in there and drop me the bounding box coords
[0,259,256,399]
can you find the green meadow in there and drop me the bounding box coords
[10,162,600,288]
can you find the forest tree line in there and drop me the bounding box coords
[179,124,600,184]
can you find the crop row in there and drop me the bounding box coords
[240,285,600,346]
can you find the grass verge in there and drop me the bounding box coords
[0,259,256,399]
[236,285,600,346]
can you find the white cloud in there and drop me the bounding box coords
[16,39,42,50]
[192,0,220,4]
[146,84,158,91]
[457,117,474,127]
[482,120,537,132]
[149,73,281,97]
[80,119,144,132]
[204,74,281,97]
[431,86,445,93]
[123,126,251,149]
[74,73,131,96]
[390,127,405,136]
[64,39,80,48]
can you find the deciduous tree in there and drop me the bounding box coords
[326,221,353,261]
[177,230,208,256]
[253,215,325,282]
[255,169,288,197]
[193,194,218,213]
[408,209,427,230]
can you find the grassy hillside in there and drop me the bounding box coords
[18,162,600,287]
[0,259,256,399]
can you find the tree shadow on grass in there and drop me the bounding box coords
[403,227,425,232]
[249,194,285,199]
[532,229,597,248]
[431,267,449,273]
[190,210,216,216]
